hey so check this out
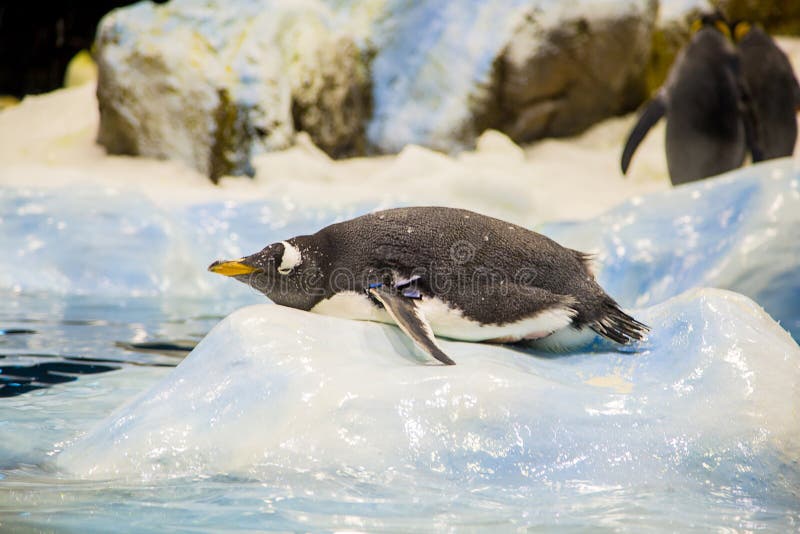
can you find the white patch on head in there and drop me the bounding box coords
[278,240,302,274]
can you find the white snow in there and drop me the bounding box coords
[0,82,666,226]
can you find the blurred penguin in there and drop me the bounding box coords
[621,13,762,185]
[733,21,800,159]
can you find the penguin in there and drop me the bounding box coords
[732,21,800,160]
[621,13,762,185]
[209,207,648,365]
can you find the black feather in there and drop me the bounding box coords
[590,299,649,344]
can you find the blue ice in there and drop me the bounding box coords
[58,290,800,529]
[543,159,800,339]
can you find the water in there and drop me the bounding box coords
[2,473,793,531]
[1,162,799,531]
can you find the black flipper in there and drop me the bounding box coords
[621,95,667,175]
[369,286,456,365]
[590,299,650,345]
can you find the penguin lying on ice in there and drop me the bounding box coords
[210,207,648,365]
[621,13,762,185]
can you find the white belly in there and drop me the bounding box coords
[309,292,576,342]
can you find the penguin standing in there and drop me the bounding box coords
[621,13,762,185]
[733,22,800,159]
[209,207,648,365]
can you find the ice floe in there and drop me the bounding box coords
[59,287,799,520]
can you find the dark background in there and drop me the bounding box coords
[0,1,167,97]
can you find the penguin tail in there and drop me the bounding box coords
[621,95,666,175]
[590,299,649,345]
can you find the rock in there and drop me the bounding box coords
[717,0,800,35]
[284,20,372,158]
[94,1,287,181]
[364,0,658,152]
[643,1,703,95]
[95,0,371,181]
[361,0,527,154]
[491,0,658,143]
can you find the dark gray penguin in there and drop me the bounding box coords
[621,13,762,185]
[209,207,648,365]
[733,21,800,159]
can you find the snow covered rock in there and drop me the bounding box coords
[364,0,657,152]
[490,0,657,143]
[91,0,799,173]
[95,0,370,181]
[94,0,657,167]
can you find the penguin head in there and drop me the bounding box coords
[691,11,731,40]
[209,237,326,310]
